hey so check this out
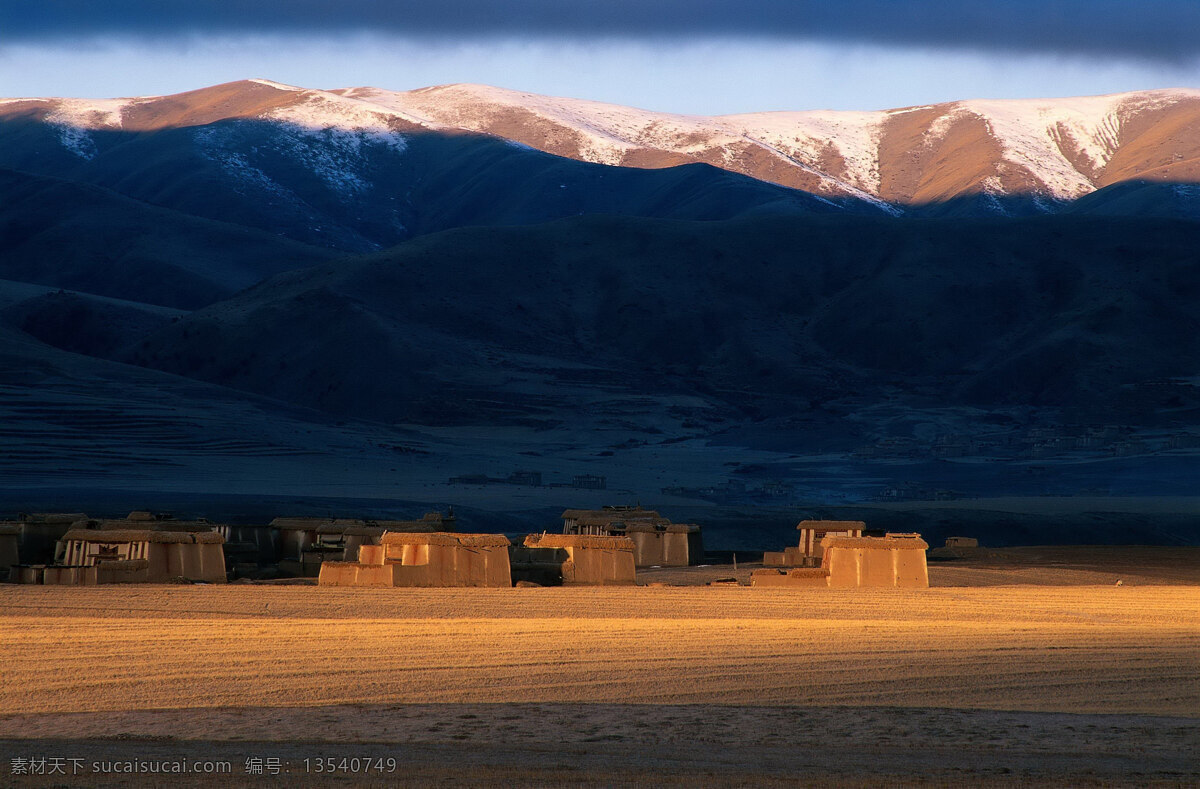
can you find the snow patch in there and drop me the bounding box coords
[307,87,445,131]
[358,84,881,198]
[354,84,656,163]
[928,89,1200,200]
[46,98,129,129]
[191,91,413,198]
[737,133,899,215]
[728,110,887,194]
[261,94,409,152]
[44,98,132,160]
[53,125,98,160]
[192,125,296,202]
[251,92,418,196]
[924,105,968,144]
[248,79,304,92]
[269,123,394,195]
[954,95,1129,198]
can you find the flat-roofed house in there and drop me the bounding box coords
[319,532,511,588]
[560,507,702,567]
[54,529,227,583]
[516,534,636,585]
[822,533,929,588]
[273,512,455,565]
[752,532,929,589]
[622,522,702,567]
[562,506,667,536]
[764,520,866,568]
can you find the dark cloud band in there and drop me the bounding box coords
[3,1,1199,60]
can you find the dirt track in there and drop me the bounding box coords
[1,582,1198,786]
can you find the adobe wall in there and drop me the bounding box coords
[384,542,431,566]
[825,547,863,588]
[628,531,695,567]
[148,544,173,583]
[198,543,228,583]
[562,546,636,585]
[762,547,811,567]
[0,532,18,579]
[824,544,929,589]
[342,534,378,562]
[358,544,386,565]
[152,542,227,583]
[317,562,359,586]
[96,559,151,584]
[325,543,513,587]
[43,566,98,586]
[318,562,395,588]
[750,568,830,588]
[14,565,44,584]
[894,549,930,588]
[180,543,204,580]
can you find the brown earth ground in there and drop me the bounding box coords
[1,547,1198,787]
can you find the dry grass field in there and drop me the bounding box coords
[1,556,1198,786]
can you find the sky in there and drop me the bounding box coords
[2,2,1200,114]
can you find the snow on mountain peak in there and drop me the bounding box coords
[43,98,136,160]
[260,90,409,148]
[46,97,133,129]
[248,79,304,92]
[7,80,1200,209]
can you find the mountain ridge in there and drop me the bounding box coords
[8,79,1200,215]
[0,81,872,254]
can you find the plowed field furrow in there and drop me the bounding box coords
[1,586,1197,721]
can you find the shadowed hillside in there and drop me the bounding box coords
[5,80,1200,514]
[0,113,875,255]
[0,168,335,308]
[109,212,1200,431]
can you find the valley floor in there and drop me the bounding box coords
[1,570,1197,786]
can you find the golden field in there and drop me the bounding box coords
[1,557,1199,786]
[3,584,1199,717]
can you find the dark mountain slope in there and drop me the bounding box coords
[0,168,335,308]
[0,108,879,255]
[3,289,181,359]
[115,213,1200,428]
[1065,178,1200,219]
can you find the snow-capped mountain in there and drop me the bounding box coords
[339,83,1200,210]
[6,81,1200,505]
[0,79,863,254]
[4,79,1200,225]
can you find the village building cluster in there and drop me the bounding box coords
[560,506,703,567]
[0,506,936,591]
[754,521,929,588]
